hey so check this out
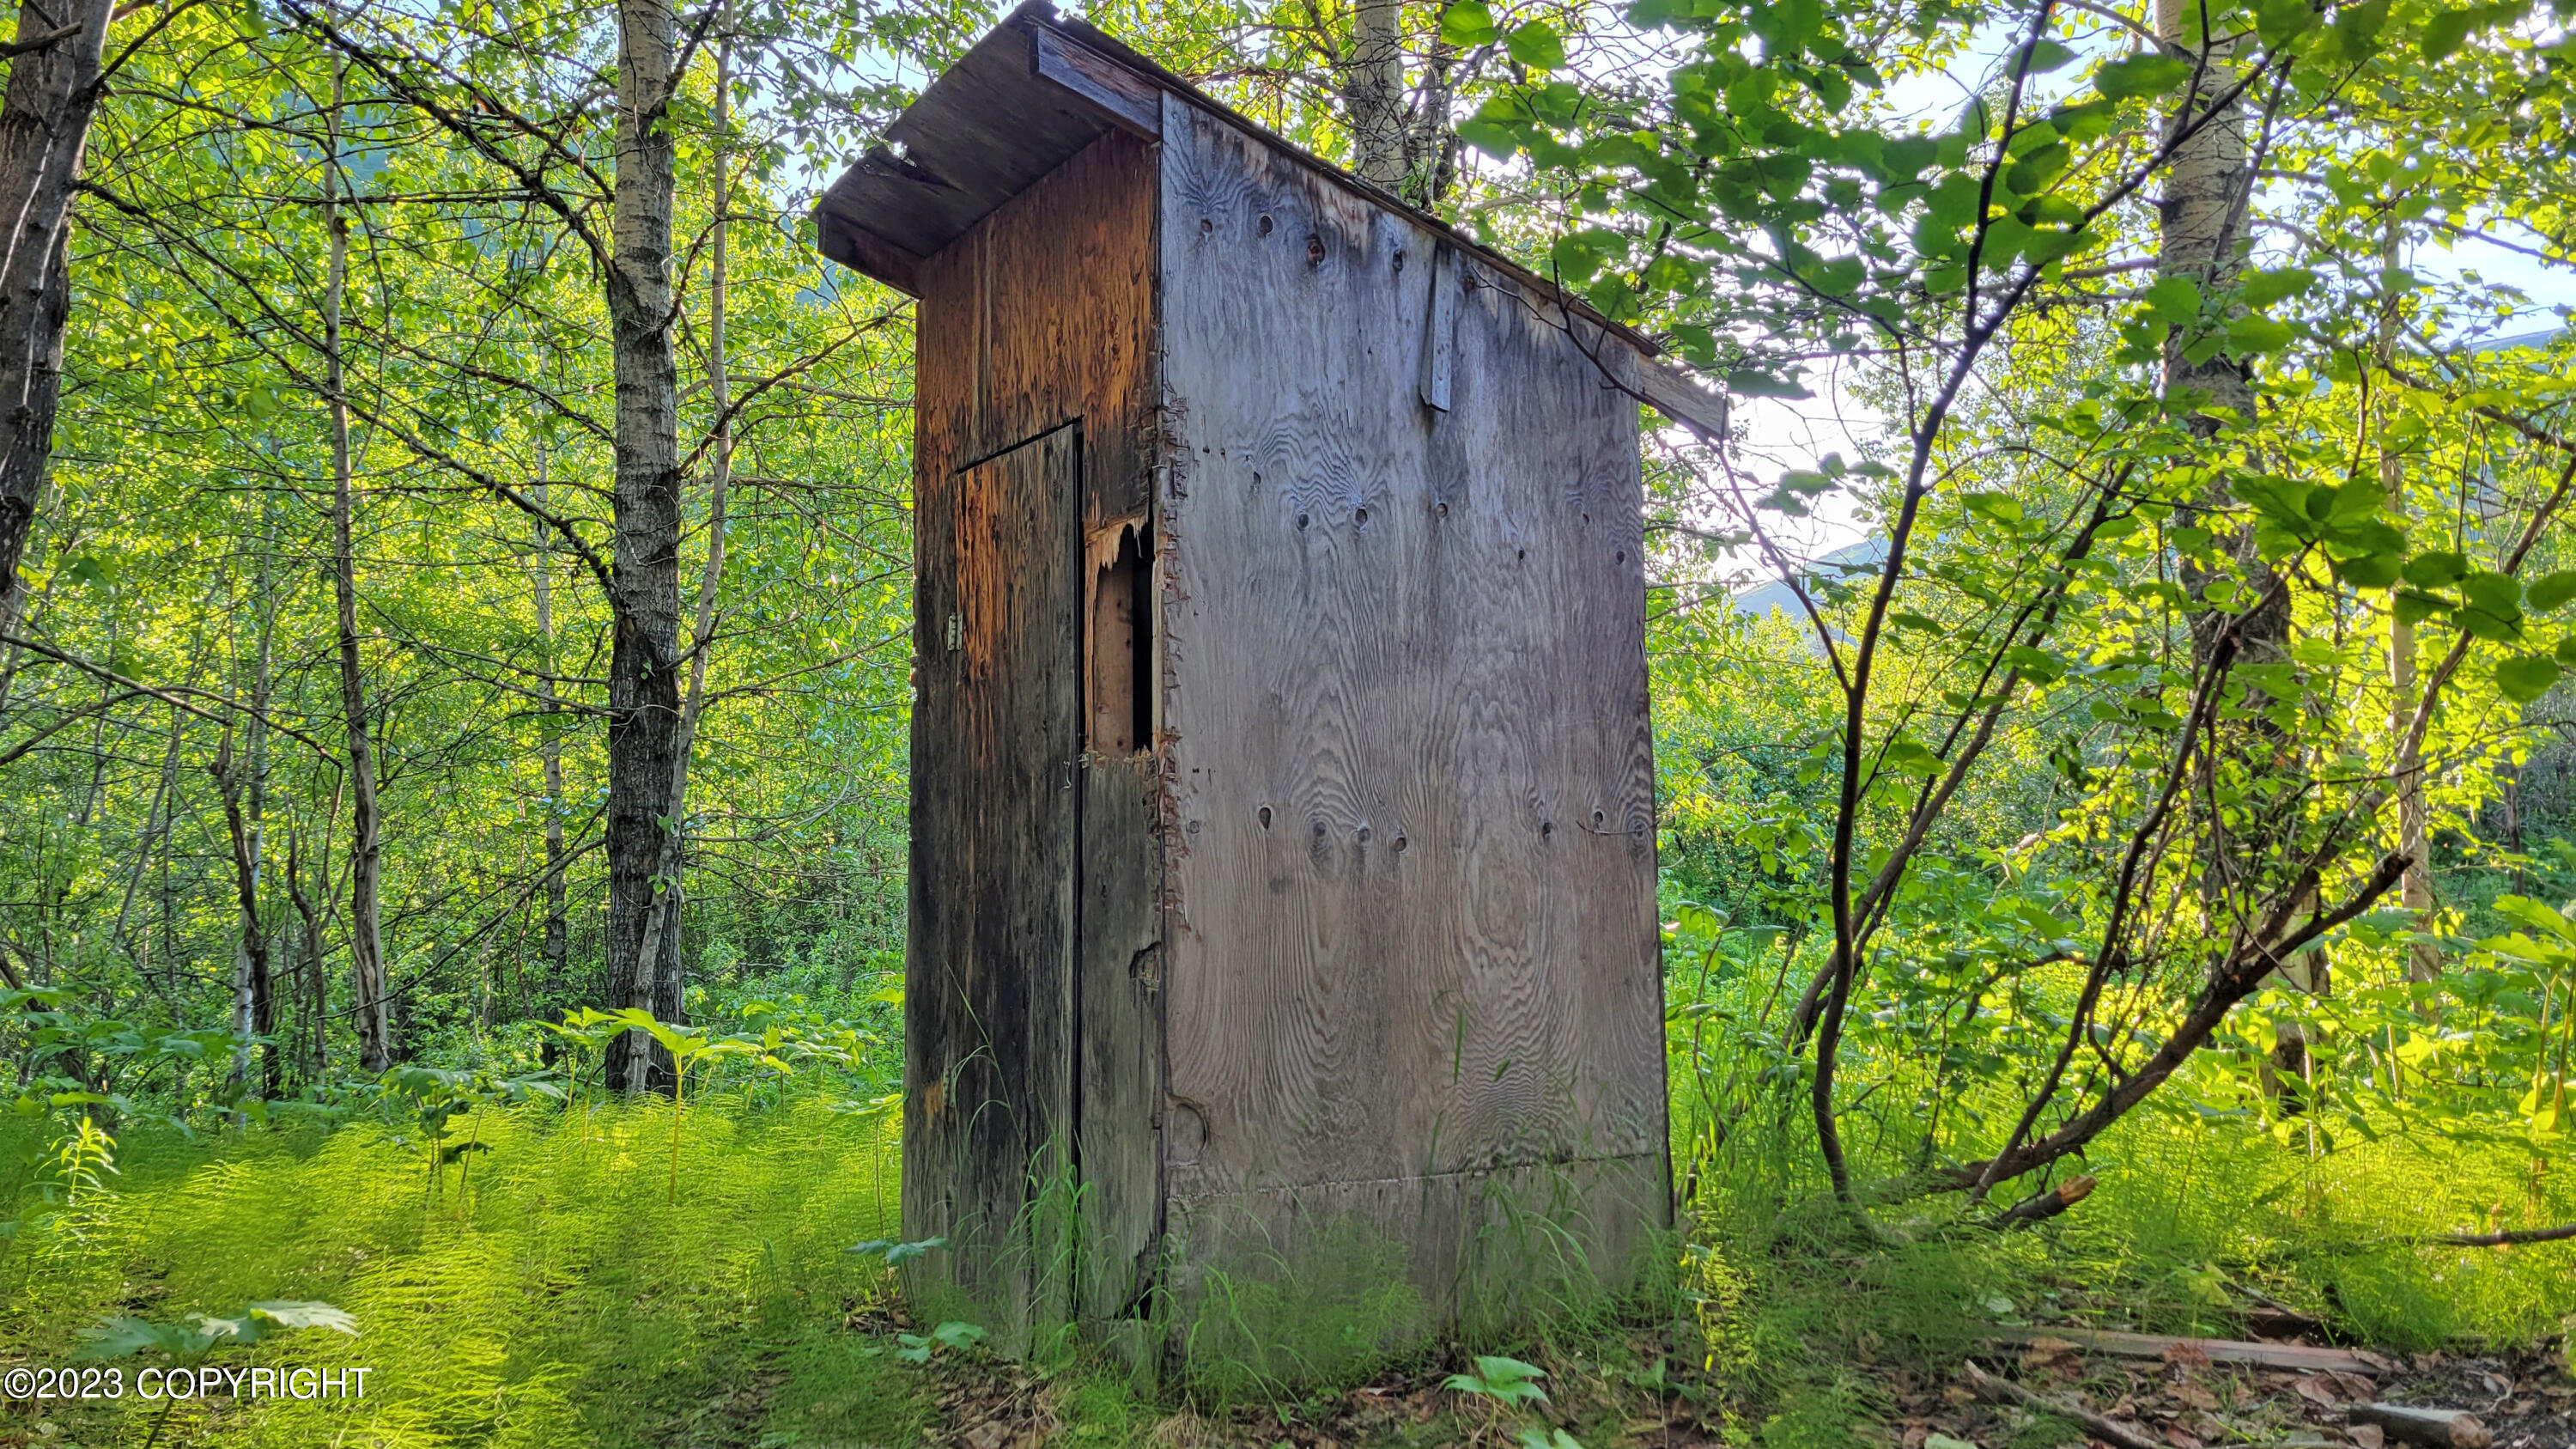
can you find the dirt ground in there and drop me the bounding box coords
[905,1326,2575,1449]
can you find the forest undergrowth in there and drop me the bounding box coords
[3,1032,2567,1449]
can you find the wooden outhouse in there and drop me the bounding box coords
[811,2,1712,1369]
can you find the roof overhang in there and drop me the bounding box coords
[809,3,1735,437]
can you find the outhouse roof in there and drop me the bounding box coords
[812,3,1649,339]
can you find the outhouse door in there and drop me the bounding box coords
[908,420,1082,1347]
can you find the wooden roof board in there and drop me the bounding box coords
[816,16,1115,259]
[809,1,1719,401]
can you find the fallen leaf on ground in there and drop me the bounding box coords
[2296,1375,2350,1407]
[2161,1342,2215,1377]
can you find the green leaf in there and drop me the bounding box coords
[1440,0,1498,45]
[2420,6,2474,58]
[2331,551,2403,588]
[1881,739,1943,778]
[1924,174,1982,228]
[2461,570,2521,620]
[1455,119,1520,159]
[2005,644,2067,683]
[2144,274,2202,324]
[2525,569,2576,613]
[1447,1355,1552,1405]
[2005,142,2069,195]
[2026,39,2077,70]
[1750,0,1825,50]
[2257,0,2320,42]
[1727,368,1811,399]
[1962,490,2024,523]
[1505,21,1566,69]
[1674,901,1728,937]
[2242,267,2317,307]
[2393,588,2450,625]
[2402,550,2467,587]
[2094,52,2196,100]
[2050,98,2118,144]
[1551,234,1603,283]
[2227,316,2294,354]
[2496,653,2561,703]
[74,1318,206,1361]
[929,1320,987,1350]
[1880,135,1937,177]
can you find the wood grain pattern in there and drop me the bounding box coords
[903,128,1164,1350]
[1419,243,1456,412]
[1030,27,1162,139]
[823,14,1123,259]
[813,211,925,295]
[1153,95,1668,1317]
[904,425,1078,1353]
[1163,1153,1670,1330]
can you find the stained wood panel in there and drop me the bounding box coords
[903,424,1078,1351]
[1153,94,1667,1308]
[1162,1154,1672,1336]
[903,127,1163,1346]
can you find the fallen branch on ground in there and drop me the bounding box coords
[1980,1326,2384,1375]
[2348,1403,2491,1449]
[1959,1359,2157,1449]
[2418,1222,2576,1247]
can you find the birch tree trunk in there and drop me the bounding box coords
[1344,0,1407,190]
[624,24,735,1075]
[602,0,687,1093]
[2155,0,2316,1090]
[0,0,115,624]
[325,58,392,1074]
[2157,0,2290,834]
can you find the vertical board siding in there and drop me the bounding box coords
[1154,96,1667,1317]
[904,130,1163,1344]
[905,425,1079,1351]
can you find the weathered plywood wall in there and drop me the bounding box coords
[1152,94,1669,1321]
[904,129,1163,1346]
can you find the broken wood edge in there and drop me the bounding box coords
[1631,357,1729,441]
[1419,244,1458,413]
[814,210,927,295]
[1981,1325,2383,1376]
[1994,1172,2097,1230]
[1960,1358,2158,1449]
[1028,25,1161,138]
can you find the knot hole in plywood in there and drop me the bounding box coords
[1164,1099,1208,1164]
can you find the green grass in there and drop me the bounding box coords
[1672,1074,2576,1447]
[3,1069,2568,1449]
[3,1093,917,1448]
